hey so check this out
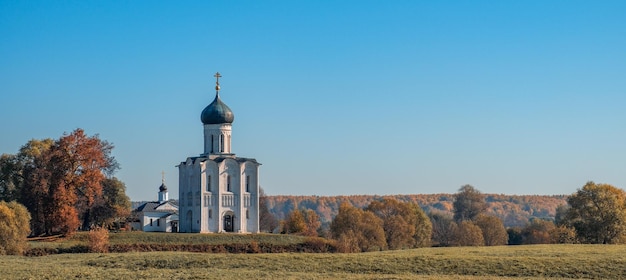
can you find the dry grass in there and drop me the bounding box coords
[88,228,109,253]
[3,244,626,279]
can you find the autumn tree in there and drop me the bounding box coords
[0,201,31,255]
[453,185,486,222]
[455,221,484,246]
[9,129,119,236]
[430,212,457,247]
[303,209,321,237]
[561,182,626,244]
[521,219,555,244]
[366,198,431,249]
[474,215,508,246]
[259,188,279,232]
[331,202,386,252]
[282,209,306,234]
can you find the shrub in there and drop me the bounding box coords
[0,201,31,255]
[88,227,109,253]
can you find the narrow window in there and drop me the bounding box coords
[246,175,250,192]
[157,219,160,227]
[246,210,249,219]
[211,135,214,153]
[220,134,224,152]
[227,175,231,192]
[150,219,153,226]
[209,209,213,219]
[207,175,211,192]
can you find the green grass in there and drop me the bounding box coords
[4,244,626,279]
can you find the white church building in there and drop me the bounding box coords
[130,178,179,232]
[178,73,261,233]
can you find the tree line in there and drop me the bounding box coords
[262,182,626,250]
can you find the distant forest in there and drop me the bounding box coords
[264,194,568,228]
[135,194,567,228]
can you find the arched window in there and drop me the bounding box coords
[211,135,214,153]
[220,134,224,153]
[150,218,153,226]
[227,175,231,192]
[246,175,250,192]
[246,210,249,219]
[209,209,213,219]
[207,175,211,192]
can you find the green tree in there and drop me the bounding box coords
[453,185,486,222]
[474,215,508,246]
[88,177,131,229]
[0,201,31,255]
[562,182,626,244]
[411,203,433,247]
[331,202,386,252]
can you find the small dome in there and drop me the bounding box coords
[159,183,167,192]
[201,93,234,124]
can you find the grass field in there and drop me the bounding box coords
[4,243,626,279]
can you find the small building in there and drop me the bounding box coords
[130,179,179,232]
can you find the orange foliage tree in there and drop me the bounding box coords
[19,129,117,236]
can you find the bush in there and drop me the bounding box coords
[88,227,109,253]
[0,201,31,255]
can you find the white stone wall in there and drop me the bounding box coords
[178,156,260,233]
[203,124,232,155]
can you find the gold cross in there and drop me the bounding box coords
[214,72,222,92]
[214,72,221,86]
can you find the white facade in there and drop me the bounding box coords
[178,74,260,233]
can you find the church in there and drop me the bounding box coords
[177,73,261,233]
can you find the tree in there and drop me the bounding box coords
[259,188,279,232]
[365,198,432,249]
[331,202,386,252]
[88,178,131,229]
[455,221,484,246]
[411,203,433,248]
[474,214,507,246]
[521,219,555,244]
[16,130,118,236]
[283,209,306,234]
[0,201,31,255]
[303,209,321,237]
[453,185,486,223]
[366,198,416,249]
[549,226,577,244]
[561,182,626,244]
[430,212,457,247]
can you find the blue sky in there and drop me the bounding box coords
[1,1,625,201]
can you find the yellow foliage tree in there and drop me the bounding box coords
[0,201,31,255]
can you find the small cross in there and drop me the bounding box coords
[214,72,221,85]
[161,171,165,184]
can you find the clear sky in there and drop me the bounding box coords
[1,1,625,201]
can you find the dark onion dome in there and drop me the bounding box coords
[159,183,167,192]
[201,93,234,124]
